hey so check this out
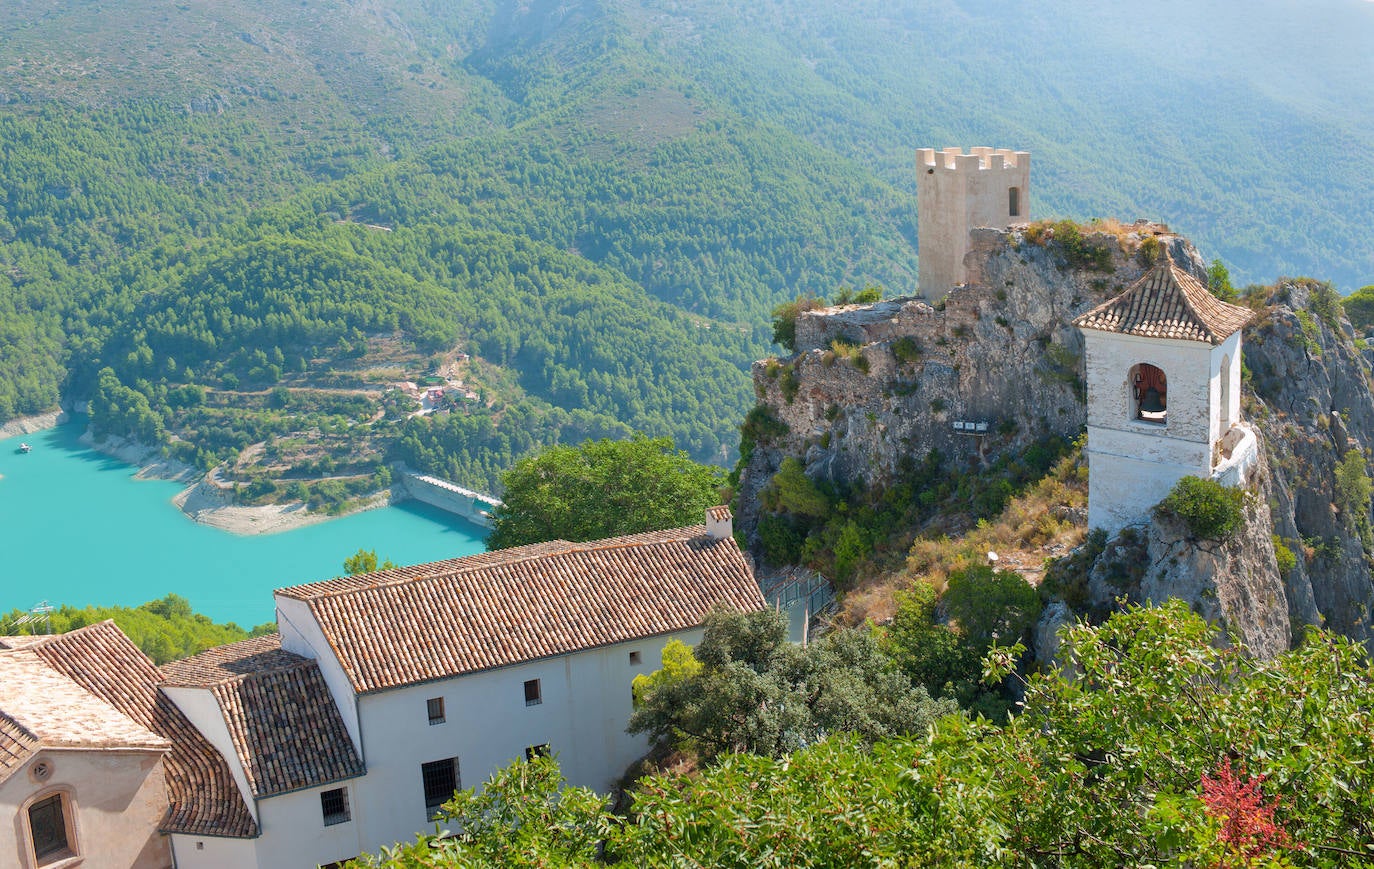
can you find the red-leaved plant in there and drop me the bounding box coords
[1200,758,1297,865]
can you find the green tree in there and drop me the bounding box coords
[343,549,398,576]
[487,434,724,549]
[941,565,1042,655]
[1156,475,1246,539]
[1207,257,1237,301]
[769,296,823,352]
[628,606,954,759]
[1342,284,1374,333]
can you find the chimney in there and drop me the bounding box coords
[705,505,733,541]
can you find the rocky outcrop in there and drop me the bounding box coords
[737,223,1200,546]
[1080,448,1290,659]
[1245,281,1374,642]
[742,225,1374,657]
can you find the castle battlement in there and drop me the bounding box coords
[916,146,1031,299]
[917,147,1028,173]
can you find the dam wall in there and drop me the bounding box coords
[398,468,501,529]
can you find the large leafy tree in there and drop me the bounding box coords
[628,606,955,759]
[486,434,724,549]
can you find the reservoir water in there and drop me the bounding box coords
[0,421,488,628]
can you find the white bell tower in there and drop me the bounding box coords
[1074,259,1256,534]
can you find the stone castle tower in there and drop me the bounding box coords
[1074,259,1257,534]
[916,147,1029,299]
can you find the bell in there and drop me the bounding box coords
[1139,387,1166,414]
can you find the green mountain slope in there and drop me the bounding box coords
[0,0,1369,492]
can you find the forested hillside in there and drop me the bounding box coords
[1,0,1370,495]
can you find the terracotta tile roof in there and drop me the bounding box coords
[161,633,300,687]
[0,651,170,758]
[707,505,733,523]
[164,635,364,798]
[1074,260,1253,344]
[25,622,258,838]
[277,526,765,695]
[209,661,364,798]
[0,709,39,783]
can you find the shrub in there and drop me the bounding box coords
[770,296,824,352]
[1136,236,1163,267]
[1342,285,1374,333]
[1156,476,1245,539]
[779,364,800,403]
[890,336,922,365]
[1272,535,1297,573]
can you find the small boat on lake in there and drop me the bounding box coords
[18,443,31,453]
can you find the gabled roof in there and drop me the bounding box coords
[1074,260,1253,344]
[23,622,258,838]
[0,650,170,783]
[164,635,364,799]
[276,526,765,695]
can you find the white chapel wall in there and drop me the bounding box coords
[351,628,702,852]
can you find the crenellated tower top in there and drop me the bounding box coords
[916,147,1030,299]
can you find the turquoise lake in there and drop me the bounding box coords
[0,421,488,628]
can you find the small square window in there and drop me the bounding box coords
[525,743,551,761]
[427,696,445,725]
[523,678,542,706]
[629,650,642,665]
[421,757,460,818]
[320,787,350,826]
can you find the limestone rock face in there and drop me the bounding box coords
[1088,448,1291,657]
[737,224,1197,547]
[1245,281,1374,642]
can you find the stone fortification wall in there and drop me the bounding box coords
[398,469,500,529]
[916,147,1030,298]
[737,223,1199,549]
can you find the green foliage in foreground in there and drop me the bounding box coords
[1156,475,1247,539]
[0,594,273,664]
[486,435,724,550]
[351,601,1374,868]
[628,606,954,760]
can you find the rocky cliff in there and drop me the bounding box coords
[739,227,1374,655]
[737,222,1200,544]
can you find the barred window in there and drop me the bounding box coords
[421,757,459,816]
[320,788,350,826]
[524,678,542,706]
[427,696,445,725]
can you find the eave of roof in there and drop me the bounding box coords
[1073,260,1253,344]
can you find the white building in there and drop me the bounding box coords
[1074,260,1257,534]
[916,147,1030,299]
[0,509,763,868]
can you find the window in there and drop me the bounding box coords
[1008,186,1021,218]
[525,744,551,761]
[1130,363,1168,424]
[421,758,460,817]
[524,678,542,706]
[320,788,350,826]
[628,650,642,665]
[28,793,74,865]
[427,696,445,725]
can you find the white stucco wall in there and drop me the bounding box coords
[352,628,702,851]
[169,782,364,869]
[1,749,170,869]
[916,147,1029,299]
[167,833,255,869]
[1082,328,1247,534]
